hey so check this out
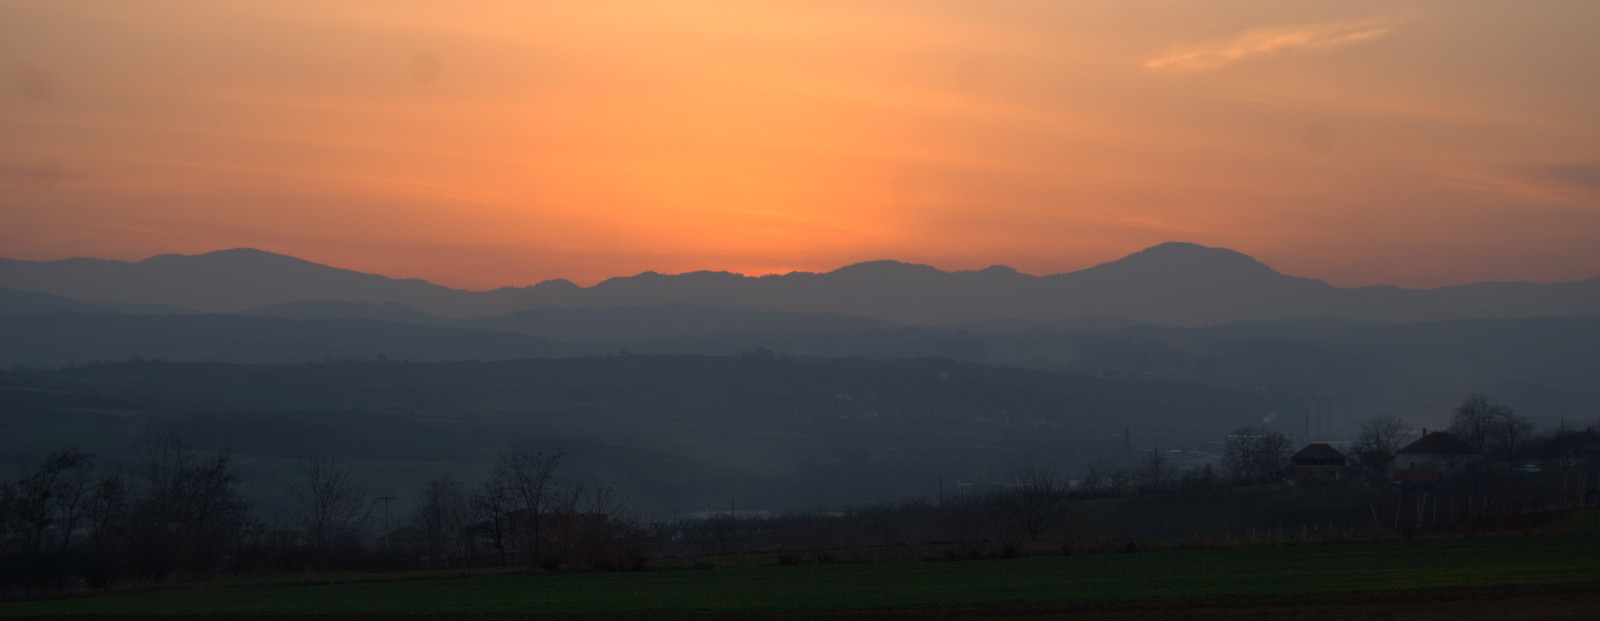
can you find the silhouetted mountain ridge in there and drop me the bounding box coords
[2,243,1597,326]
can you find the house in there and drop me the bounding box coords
[1391,429,1480,482]
[1289,443,1347,484]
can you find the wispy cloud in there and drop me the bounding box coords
[1526,162,1600,193]
[1146,19,1396,71]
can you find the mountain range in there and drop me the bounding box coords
[2,242,1597,326]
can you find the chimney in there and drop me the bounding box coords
[1421,428,1428,437]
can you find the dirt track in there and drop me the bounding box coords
[13,581,1600,620]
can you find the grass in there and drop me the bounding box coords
[7,533,1600,616]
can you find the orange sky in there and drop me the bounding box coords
[3,1,1599,289]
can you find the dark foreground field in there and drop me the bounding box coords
[7,535,1600,619]
[12,584,1600,621]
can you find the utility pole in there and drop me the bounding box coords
[1149,446,1160,487]
[376,496,395,549]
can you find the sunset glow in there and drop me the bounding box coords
[4,1,1599,289]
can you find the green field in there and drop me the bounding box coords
[7,534,1599,617]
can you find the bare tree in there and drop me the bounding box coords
[1080,456,1125,492]
[581,483,620,517]
[283,457,371,551]
[83,474,131,581]
[1351,414,1413,458]
[1450,395,1533,461]
[1138,449,1177,490]
[991,464,1071,540]
[132,433,250,578]
[416,475,471,558]
[1222,426,1291,484]
[9,449,95,555]
[1491,409,1534,463]
[1450,395,1503,453]
[471,478,512,567]
[485,448,564,566]
[571,481,645,568]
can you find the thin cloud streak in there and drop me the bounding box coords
[1146,19,1397,71]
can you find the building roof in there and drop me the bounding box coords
[1290,443,1346,461]
[1396,431,1477,455]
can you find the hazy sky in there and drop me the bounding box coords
[3,1,1598,289]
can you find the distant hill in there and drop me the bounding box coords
[0,313,597,367]
[462,304,903,342]
[2,243,1597,326]
[4,306,1595,430]
[0,286,103,314]
[0,249,532,318]
[240,300,452,325]
[0,286,195,316]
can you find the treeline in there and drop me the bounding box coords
[4,395,1596,595]
[0,439,643,595]
[0,435,248,592]
[662,397,1598,557]
[411,449,644,571]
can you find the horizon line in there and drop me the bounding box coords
[3,242,1594,293]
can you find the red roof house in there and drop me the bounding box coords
[1392,430,1480,480]
[1289,443,1348,484]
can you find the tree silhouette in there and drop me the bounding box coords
[1222,426,1291,483]
[991,464,1071,540]
[131,433,249,578]
[1449,395,1532,461]
[284,457,370,553]
[416,475,472,559]
[1352,414,1413,457]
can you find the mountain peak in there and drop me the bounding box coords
[831,260,943,276]
[140,247,319,269]
[531,278,580,292]
[1094,242,1277,276]
[1133,241,1260,262]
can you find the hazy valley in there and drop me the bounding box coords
[3,243,1598,517]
